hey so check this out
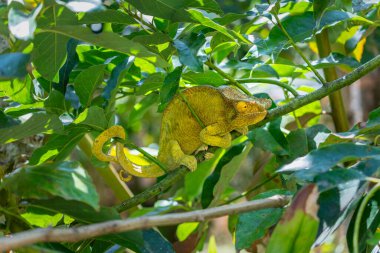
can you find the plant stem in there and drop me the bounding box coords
[234,78,299,97]
[205,60,252,96]
[178,91,206,128]
[316,29,350,132]
[353,183,380,253]
[273,14,326,84]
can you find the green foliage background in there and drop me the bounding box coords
[0,0,380,252]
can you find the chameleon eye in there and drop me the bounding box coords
[236,101,249,112]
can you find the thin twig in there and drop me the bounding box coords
[234,78,299,97]
[205,60,252,96]
[272,13,326,84]
[0,195,290,251]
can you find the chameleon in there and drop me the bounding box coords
[92,85,271,178]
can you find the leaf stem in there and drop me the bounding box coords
[353,183,380,253]
[205,60,252,96]
[272,14,326,84]
[234,78,299,97]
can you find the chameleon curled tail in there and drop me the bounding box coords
[91,125,166,181]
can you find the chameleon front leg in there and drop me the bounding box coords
[199,122,231,149]
[234,126,249,135]
[169,140,197,171]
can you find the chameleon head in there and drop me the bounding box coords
[231,97,272,128]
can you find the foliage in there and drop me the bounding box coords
[0,0,380,252]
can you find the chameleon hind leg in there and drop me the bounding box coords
[169,140,197,171]
[199,123,231,149]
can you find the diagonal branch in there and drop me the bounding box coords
[0,195,290,251]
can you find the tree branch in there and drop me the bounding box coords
[0,195,290,251]
[115,54,380,212]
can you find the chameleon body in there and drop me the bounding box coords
[93,85,271,178]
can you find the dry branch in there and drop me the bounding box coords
[0,195,290,251]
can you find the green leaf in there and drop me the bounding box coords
[182,70,225,86]
[347,190,380,253]
[267,185,319,253]
[74,106,107,130]
[311,53,360,69]
[278,143,380,181]
[208,143,253,207]
[286,129,308,160]
[176,222,199,242]
[21,208,63,228]
[0,112,63,144]
[125,0,222,22]
[29,127,87,165]
[32,32,70,82]
[318,10,373,30]
[136,72,165,95]
[44,89,67,115]
[78,9,136,24]
[201,143,246,208]
[132,33,175,61]
[247,12,315,58]
[0,53,30,79]
[127,93,159,129]
[187,9,250,44]
[174,33,205,72]
[315,168,367,245]
[248,128,289,156]
[4,102,44,117]
[2,161,99,210]
[0,76,35,104]
[235,189,291,250]
[74,64,105,107]
[158,66,182,112]
[184,148,226,200]
[40,26,169,68]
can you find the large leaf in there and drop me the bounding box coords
[0,53,30,79]
[187,9,250,44]
[182,70,225,86]
[315,168,367,245]
[347,190,380,253]
[235,189,291,250]
[184,148,226,200]
[266,185,319,253]
[278,143,380,180]
[78,9,136,24]
[39,26,169,68]
[0,76,35,104]
[32,32,70,82]
[29,126,88,165]
[201,143,246,208]
[74,64,106,107]
[208,142,253,207]
[174,33,205,72]
[0,112,63,144]
[158,66,182,112]
[1,161,99,210]
[125,0,222,22]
